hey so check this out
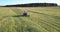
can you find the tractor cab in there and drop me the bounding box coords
[23,10,28,16]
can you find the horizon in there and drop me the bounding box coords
[0,0,60,6]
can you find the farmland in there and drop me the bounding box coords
[0,7,60,32]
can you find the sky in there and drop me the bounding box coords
[0,0,60,6]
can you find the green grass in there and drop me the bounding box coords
[0,7,60,32]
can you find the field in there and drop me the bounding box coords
[0,7,60,32]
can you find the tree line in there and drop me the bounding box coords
[4,3,57,7]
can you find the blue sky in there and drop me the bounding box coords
[0,0,60,6]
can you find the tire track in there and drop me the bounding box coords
[29,12,60,32]
[29,11,60,26]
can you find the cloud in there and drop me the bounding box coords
[0,0,60,5]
